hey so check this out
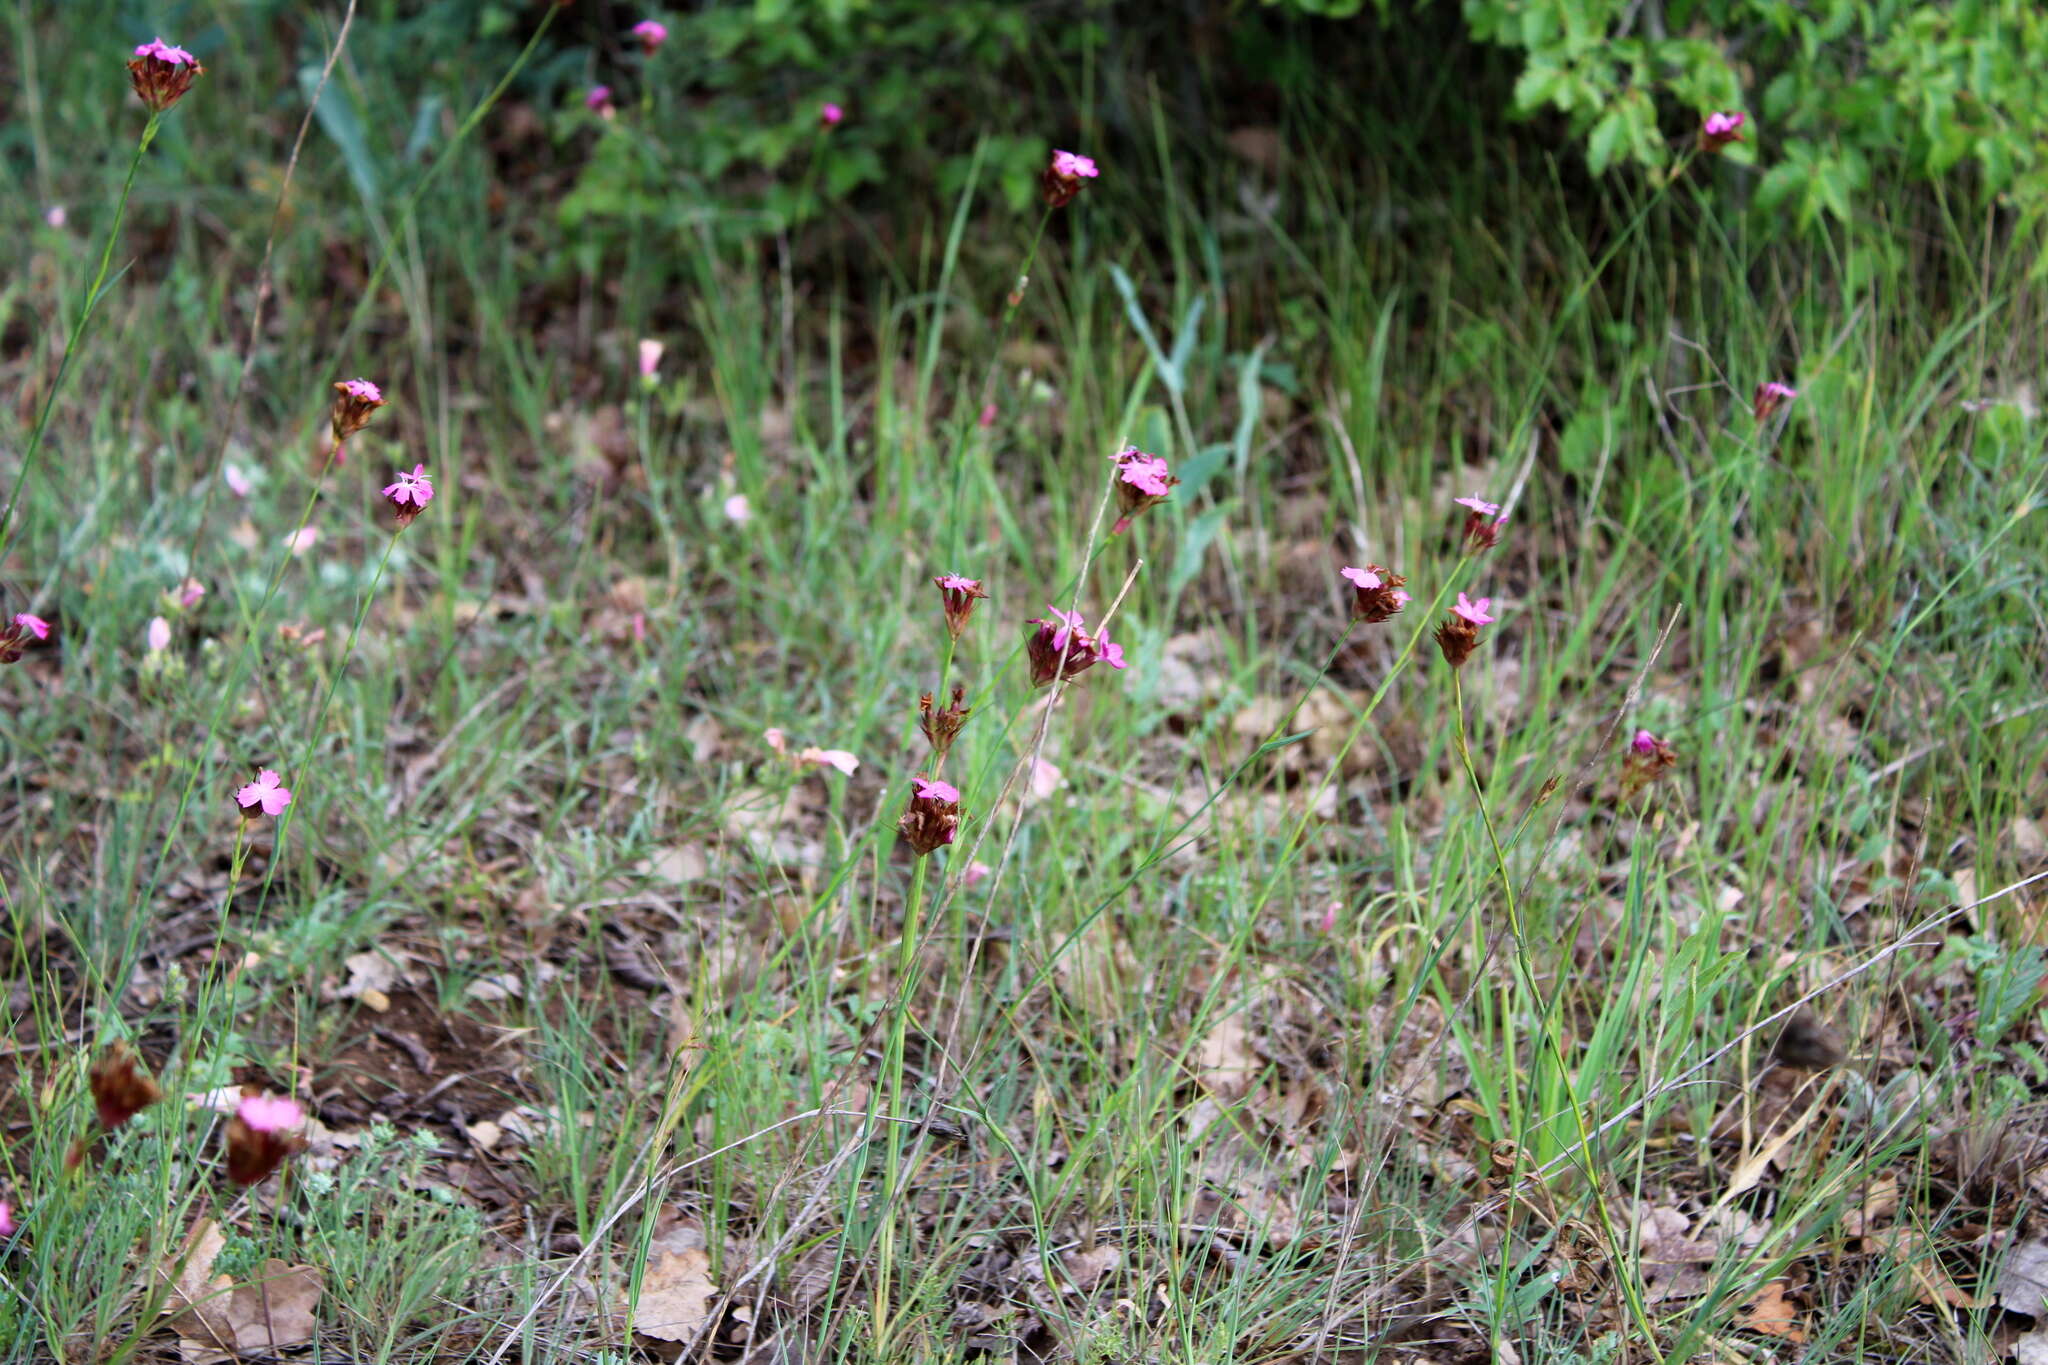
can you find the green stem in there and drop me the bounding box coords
[0,113,160,570]
[1450,668,1665,1362]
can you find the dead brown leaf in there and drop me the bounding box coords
[1737,1281,1806,1342]
[1997,1237,2048,1317]
[161,1224,324,1365]
[629,1249,718,1342]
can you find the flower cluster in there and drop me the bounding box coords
[1111,446,1179,534]
[1025,607,1126,687]
[0,613,50,665]
[1042,149,1099,209]
[128,38,203,113]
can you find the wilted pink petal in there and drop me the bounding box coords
[799,746,860,776]
[1026,758,1062,800]
[281,527,319,555]
[963,861,993,889]
[235,1093,305,1134]
[723,494,752,524]
[13,614,50,642]
[638,338,663,379]
[224,465,252,497]
[763,727,789,755]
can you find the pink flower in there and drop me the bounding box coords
[638,338,664,379]
[1701,111,1746,151]
[631,18,669,52]
[1025,609,1127,686]
[820,102,844,128]
[236,1093,304,1134]
[1116,449,1173,496]
[1451,593,1495,626]
[1042,149,1100,208]
[146,617,171,653]
[934,574,988,638]
[1341,564,1408,623]
[723,494,753,524]
[128,38,203,112]
[1318,902,1339,934]
[1026,758,1063,801]
[914,777,960,803]
[978,402,997,428]
[963,861,993,889]
[1094,632,1127,670]
[764,727,789,755]
[44,206,65,229]
[1039,606,1086,652]
[1,614,49,664]
[331,378,386,443]
[1631,729,1659,755]
[234,769,292,819]
[176,578,206,608]
[631,611,648,642]
[281,527,319,555]
[1753,381,1798,421]
[382,465,434,528]
[0,1201,13,1238]
[1456,496,1506,550]
[799,746,860,777]
[585,85,612,111]
[224,465,252,497]
[1050,150,1098,181]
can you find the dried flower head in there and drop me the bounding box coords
[0,613,50,664]
[1111,446,1179,534]
[381,464,434,529]
[1041,148,1100,208]
[933,574,988,639]
[899,776,962,856]
[631,18,669,52]
[331,378,386,443]
[918,684,973,760]
[1753,381,1798,422]
[225,1092,308,1187]
[1434,594,1495,669]
[128,38,203,113]
[234,769,292,820]
[1455,495,1506,550]
[1340,564,1409,623]
[1701,110,1747,151]
[820,102,844,128]
[89,1040,164,1131]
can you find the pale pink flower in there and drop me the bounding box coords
[13,614,49,641]
[631,18,669,52]
[723,493,753,524]
[1701,111,1746,150]
[1116,449,1173,497]
[281,527,319,555]
[820,102,844,128]
[914,777,960,803]
[1342,564,1408,623]
[978,402,997,428]
[1454,496,1500,517]
[1050,150,1098,181]
[631,612,647,642]
[1026,758,1063,801]
[1318,902,1339,934]
[638,338,664,379]
[585,85,612,111]
[963,861,993,889]
[223,465,252,497]
[1451,593,1495,626]
[177,578,205,608]
[1456,496,1506,550]
[934,574,988,638]
[235,1093,305,1134]
[1340,565,1381,590]
[763,727,789,755]
[146,617,171,653]
[799,746,860,777]
[234,769,292,819]
[44,206,65,229]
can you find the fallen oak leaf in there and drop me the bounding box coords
[627,1249,718,1342]
[1736,1280,1806,1342]
[166,1253,324,1365]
